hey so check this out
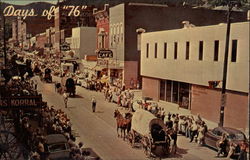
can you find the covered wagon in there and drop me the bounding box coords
[129,109,170,157]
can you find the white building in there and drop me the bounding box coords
[71,27,97,59]
[141,22,249,132]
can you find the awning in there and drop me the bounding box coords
[100,75,109,83]
[92,65,106,71]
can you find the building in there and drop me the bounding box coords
[35,32,47,54]
[93,4,110,50]
[140,22,249,132]
[71,27,97,59]
[109,3,247,89]
[11,16,54,49]
[93,4,110,81]
[54,5,96,53]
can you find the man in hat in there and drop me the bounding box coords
[91,97,97,112]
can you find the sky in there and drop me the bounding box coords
[2,0,58,5]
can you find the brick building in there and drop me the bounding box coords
[140,22,249,132]
[93,4,110,80]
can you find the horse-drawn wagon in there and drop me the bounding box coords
[128,109,171,158]
[65,77,76,97]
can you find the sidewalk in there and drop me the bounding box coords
[131,89,218,130]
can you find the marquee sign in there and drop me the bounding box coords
[97,49,113,58]
[0,96,42,109]
[60,42,70,51]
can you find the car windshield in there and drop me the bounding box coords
[228,133,245,140]
[48,143,68,153]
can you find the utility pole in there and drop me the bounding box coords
[219,1,236,127]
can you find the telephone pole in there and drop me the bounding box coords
[219,1,238,127]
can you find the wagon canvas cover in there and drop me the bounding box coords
[131,109,156,136]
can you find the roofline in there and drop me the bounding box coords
[142,21,249,35]
[128,2,168,8]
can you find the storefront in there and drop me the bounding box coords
[160,80,191,109]
[109,67,123,87]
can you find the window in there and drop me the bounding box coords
[146,43,149,58]
[164,42,167,59]
[214,40,219,61]
[166,81,171,102]
[154,43,157,58]
[174,42,178,59]
[172,81,178,103]
[160,80,165,101]
[160,80,190,109]
[231,40,237,62]
[186,41,190,60]
[199,41,203,60]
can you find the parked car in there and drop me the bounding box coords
[204,127,247,157]
[45,134,70,160]
[132,98,158,112]
[77,76,85,86]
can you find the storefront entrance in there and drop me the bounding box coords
[160,80,191,109]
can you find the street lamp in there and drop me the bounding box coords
[136,28,146,89]
[219,0,241,127]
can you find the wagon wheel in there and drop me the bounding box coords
[144,137,152,157]
[131,131,135,148]
[126,131,133,145]
[162,136,171,155]
[0,131,22,160]
[162,142,170,156]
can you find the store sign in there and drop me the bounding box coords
[0,96,42,108]
[97,49,113,58]
[60,42,70,51]
[97,59,108,66]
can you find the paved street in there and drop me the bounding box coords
[36,75,228,160]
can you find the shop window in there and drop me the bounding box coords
[199,41,203,61]
[160,80,165,101]
[179,82,189,109]
[164,42,167,59]
[174,42,178,59]
[214,40,219,61]
[172,81,178,103]
[231,40,237,62]
[186,41,190,60]
[166,80,171,102]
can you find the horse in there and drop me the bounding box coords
[113,109,132,140]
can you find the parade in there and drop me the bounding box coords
[0,0,249,160]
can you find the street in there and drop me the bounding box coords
[36,75,228,160]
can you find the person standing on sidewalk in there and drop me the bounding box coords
[63,92,68,108]
[91,97,97,112]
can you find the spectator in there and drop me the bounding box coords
[216,133,228,157]
[63,92,68,108]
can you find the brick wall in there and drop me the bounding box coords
[191,85,248,131]
[142,77,159,100]
[124,61,138,89]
